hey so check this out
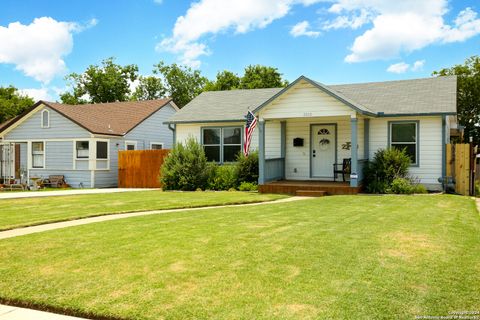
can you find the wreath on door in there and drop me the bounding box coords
[319,138,330,150]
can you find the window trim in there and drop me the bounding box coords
[150,142,164,150]
[201,126,243,164]
[125,141,137,151]
[30,141,45,169]
[75,140,90,160]
[96,140,109,160]
[41,109,50,128]
[388,120,419,167]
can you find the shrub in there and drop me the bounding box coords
[236,151,258,184]
[412,183,428,194]
[389,178,414,194]
[238,181,258,191]
[363,148,411,193]
[475,180,480,197]
[209,165,238,190]
[160,137,211,191]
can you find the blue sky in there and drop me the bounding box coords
[0,0,479,101]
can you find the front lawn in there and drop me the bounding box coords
[0,195,479,319]
[0,191,285,231]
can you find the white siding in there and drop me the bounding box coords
[259,80,355,119]
[369,116,443,188]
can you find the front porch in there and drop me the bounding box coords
[258,180,361,196]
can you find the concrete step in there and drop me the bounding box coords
[295,190,327,197]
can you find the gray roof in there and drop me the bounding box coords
[167,76,456,123]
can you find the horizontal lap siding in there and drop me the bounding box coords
[5,106,90,140]
[29,169,90,188]
[94,138,122,188]
[46,141,73,170]
[369,116,442,187]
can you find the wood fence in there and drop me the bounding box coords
[446,144,474,196]
[118,149,170,188]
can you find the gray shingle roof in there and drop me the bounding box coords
[167,76,456,123]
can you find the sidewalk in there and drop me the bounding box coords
[0,196,309,240]
[0,305,88,320]
[0,188,157,200]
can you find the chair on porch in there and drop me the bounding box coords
[333,158,351,182]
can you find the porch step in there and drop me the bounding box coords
[295,190,327,197]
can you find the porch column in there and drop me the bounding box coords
[280,121,286,179]
[258,119,266,185]
[364,118,369,160]
[350,117,358,187]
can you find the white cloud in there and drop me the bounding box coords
[0,17,97,83]
[19,88,52,101]
[386,62,410,74]
[290,21,320,37]
[319,1,480,63]
[158,0,321,67]
[411,59,425,71]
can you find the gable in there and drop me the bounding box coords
[258,79,356,119]
[3,104,90,140]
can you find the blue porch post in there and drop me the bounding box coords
[258,119,266,185]
[364,118,369,160]
[280,121,286,179]
[350,117,358,187]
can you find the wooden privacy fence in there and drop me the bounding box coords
[118,149,170,188]
[446,143,475,196]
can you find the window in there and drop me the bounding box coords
[389,122,418,165]
[150,143,163,150]
[96,141,108,159]
[32,142,44,168]
[76,141,89,159]
[41,110,49,128]
[125,141,136,150]
[202,127,242,163]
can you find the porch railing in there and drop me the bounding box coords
[265,157,285,182]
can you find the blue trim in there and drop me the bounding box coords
[280,121,286,179]
[441,115,447,183]
[309,123,338,179]
[258,120,265,184]
[364,118,370,160]
[387,120,420,167]
[350,118,358,187]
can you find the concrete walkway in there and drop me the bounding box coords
[0,196,309,240]
[0,305,87,320]
[0,188,157,200]
[476,198,480,212]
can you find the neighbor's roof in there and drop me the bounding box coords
[0,99,175,136]
[167,76,456,123]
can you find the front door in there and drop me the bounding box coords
[311,124,336,178]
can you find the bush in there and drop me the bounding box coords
[412,183,428,194]
[161,138,212,191]
[208,165,238,190]
[475,180,480,197]
[363,148,411,193]
[389,178,414,194]
[236,151,258,184]
[238,181,258,191]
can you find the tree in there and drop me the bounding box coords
[153,62,208,108]
[0,86,34,123]
[131,76,166,101]
[240,65,289,89]
[204,70,241,91]
[60,57,139,104]
[433,56,480,144]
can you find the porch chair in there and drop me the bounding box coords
[333,158,351,182]
[42,175,66,188]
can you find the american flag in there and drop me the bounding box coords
[243,110,257,156]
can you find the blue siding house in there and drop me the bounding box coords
[0,99,177,188]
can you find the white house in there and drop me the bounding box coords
[166,76,457,192]
[0,99,177,188]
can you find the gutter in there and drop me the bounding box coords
[168,123,176,146]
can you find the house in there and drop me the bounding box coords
[166,75,457,192]
[0,99,178,188]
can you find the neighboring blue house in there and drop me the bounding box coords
[0,99,177,188]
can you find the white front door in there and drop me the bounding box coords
[311,124,336,178]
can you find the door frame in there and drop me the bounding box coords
[309,123,337,179]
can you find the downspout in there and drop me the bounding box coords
[168,123,176,146]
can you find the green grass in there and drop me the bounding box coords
[0,191,285,231]
[0,194,479,319]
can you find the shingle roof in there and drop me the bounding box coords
[167,76,456,123]
[0,99,174,136]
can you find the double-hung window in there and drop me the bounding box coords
[96,141,108,159]
[76,141,89,159]
[202,127,242,163]
[389,121,418,165]
[32,142,45,168]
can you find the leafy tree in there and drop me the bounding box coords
[204,70,241,91]
[153,62,208,108]
[433,55,480,144]
[61,57,139,104]
[240,65,289,89]
[131,76,166,101]
[0,86,34,123]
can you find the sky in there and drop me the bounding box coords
[0,0,479,101]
